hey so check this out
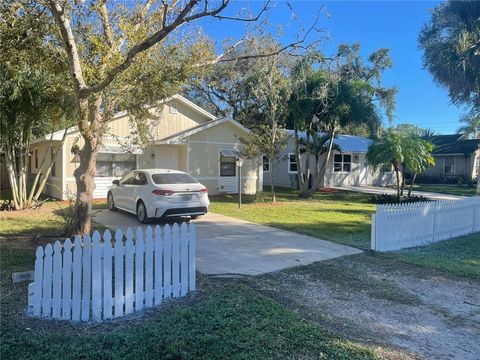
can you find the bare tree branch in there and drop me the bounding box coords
[98,0,114,48]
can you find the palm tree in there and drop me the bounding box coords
[367,130,436,200]
[366,130,405,199]
[419,1,480,107]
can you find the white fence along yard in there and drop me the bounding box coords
[371,197,480,252]
[28,222,196,322]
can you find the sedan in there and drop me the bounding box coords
[107,169,210,223]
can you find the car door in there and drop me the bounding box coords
[126,171,148,213]
[116,172,134,210]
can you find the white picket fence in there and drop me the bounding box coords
[371,197,480,252]
[28,223,196,322]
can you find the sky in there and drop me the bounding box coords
[198,0,465,134]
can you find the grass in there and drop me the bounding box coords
[381,233,480,279]
[210,188,374,249]
[407,183,476,197]
[0,232,378,360]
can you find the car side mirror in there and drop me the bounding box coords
[112,180,120,186]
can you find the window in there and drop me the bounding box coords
[381,163,392,173]
[34,150,39,169]
[333,153,352,173]
[288,154,297,173]
[132,172,147,185]
[94,153,136,177]
[169,102,178,114]
[262,156,270,172]
[119,172,134,185]
[152,173,199,184]
[444,157,455,174]
[50,147,56,177]
[220,154,236,177]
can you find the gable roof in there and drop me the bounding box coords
[285,130,372,153]
[30,94,216,145]
[430,134,463,147]
[157,117,251,144]
[433,138,480,155]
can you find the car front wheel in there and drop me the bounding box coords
[107,192,117,211]
[136,201,150,224]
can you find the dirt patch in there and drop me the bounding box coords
[250,254,480,360]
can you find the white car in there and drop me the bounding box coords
[107,169,210,223]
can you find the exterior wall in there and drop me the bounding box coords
[264,138,396,189]
[188,122,259,194]
[29,140,64,199]
[423,154,472,178]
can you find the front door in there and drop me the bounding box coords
[155,147,179,169]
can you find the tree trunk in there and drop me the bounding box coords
[476,164,480,196]
[295,126,310,197]
[316,128,336,192]
[269,162,276,202]
[407,173,417,198]
[400,164,405,196]
[72,134,99,236]
[394,167,401,201]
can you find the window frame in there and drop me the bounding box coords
[333,153,352,173]
[262,156,270,173]
[443,157,456,175]
[220,152,237,177]
[288,153,297,174]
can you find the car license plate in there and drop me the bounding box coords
[181,195,192,201]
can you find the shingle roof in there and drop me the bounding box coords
[432,138,480,155]
[430,134,463,147]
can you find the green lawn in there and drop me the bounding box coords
[409,183,476,197]
[210,188,375,249]
[0,201,382,360]
[382,233,480,279]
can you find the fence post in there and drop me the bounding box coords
[370,214,376,251]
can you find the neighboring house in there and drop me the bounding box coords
[421,134,480,180]
[29,95,262,200]
[263,131,395,189]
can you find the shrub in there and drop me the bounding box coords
[369,193,430,204]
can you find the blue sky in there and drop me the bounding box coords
[198,1,465,134]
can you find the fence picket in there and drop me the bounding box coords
[114,229,124,318]
[372,197,480,252]
[29,223,196,322]
[154,225,163,305]
[163,224,172,299]
[180,223,188,296]
[145,226,154,307]
[81,235,91,321]
[33,246,44,316]
[172,224,180,298]
[72,236,82,321]
[103,230,113,320]
[42,244,53,317]
[52,241,62,319]
[62,239,72,320]
[125,228,134,315]
[189,223,196,292]
[135,227,145,311]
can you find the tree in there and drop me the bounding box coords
[0,0,74,209]
[239,53,291,202]
[40,0,278,235]
[457,106,480,139]
[289,44,395,197]
[419,0,480,107]
[419,0,480,195]
[366,130,435,200]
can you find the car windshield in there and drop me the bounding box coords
[151,173,199,184]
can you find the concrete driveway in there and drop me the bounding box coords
[93,210,362,276]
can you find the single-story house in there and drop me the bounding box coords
[263,130,396,189]
[420,134,480,180]
[29,95,262,200]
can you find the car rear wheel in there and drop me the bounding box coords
[107,192,117,211]
[136,201,150,224]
